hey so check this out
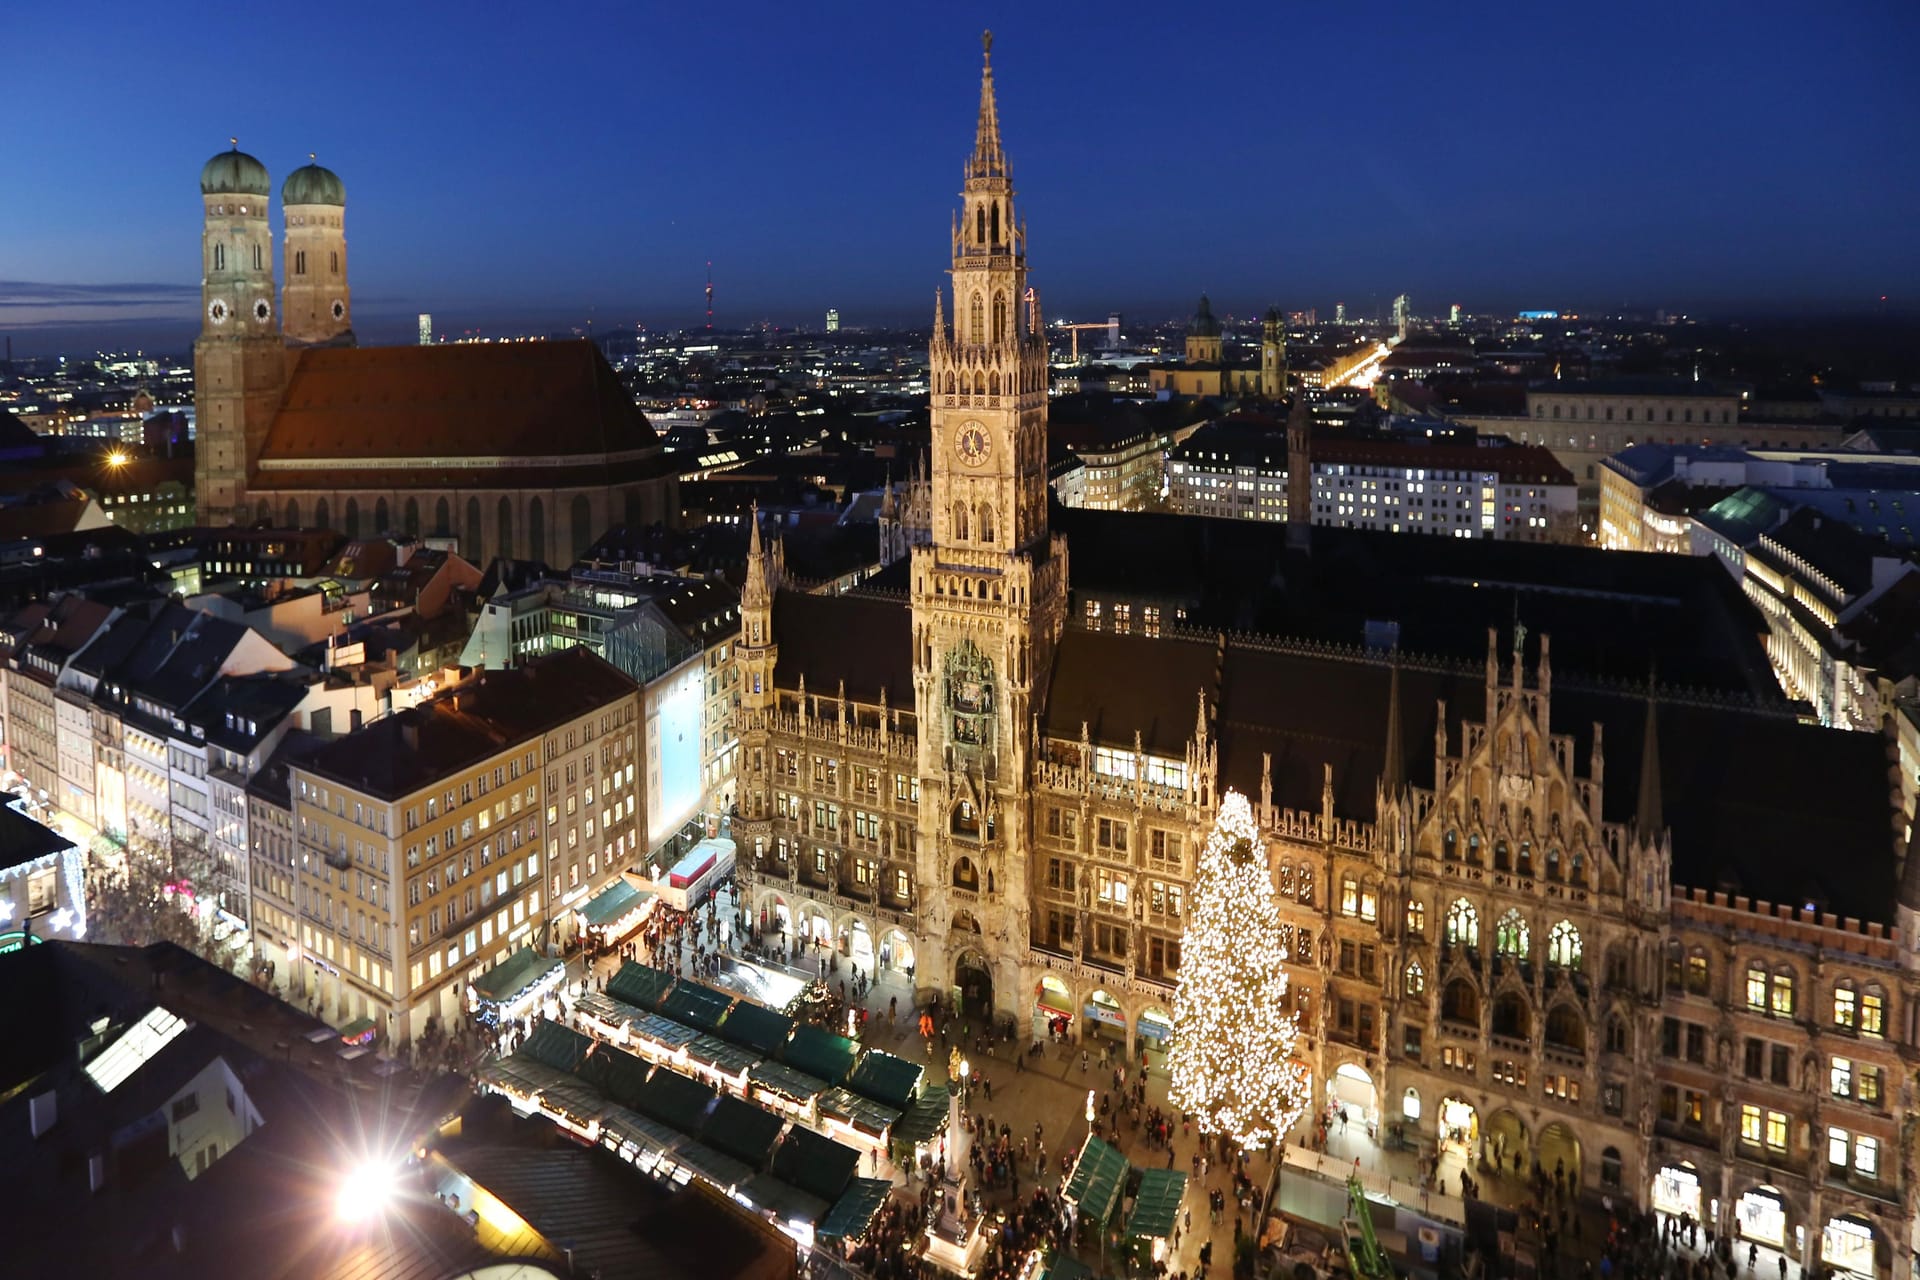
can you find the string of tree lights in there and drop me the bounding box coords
[1166,790,1313,1150]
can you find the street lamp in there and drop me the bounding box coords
[1086,1088,1096,1139]
[959,1056,970,1100]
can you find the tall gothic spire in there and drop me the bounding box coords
[1636,683,1663,837]
[1381,654,1406,797]
[970,30,1007,180]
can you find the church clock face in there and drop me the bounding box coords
[253,298,272,323]
[207,300,228,325]
[955,421,991,468]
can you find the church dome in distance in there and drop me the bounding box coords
[282,159,345,207]
[1188,294,1222,337]
[200,144,270,197]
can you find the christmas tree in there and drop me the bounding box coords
[1167,788,1311,1148]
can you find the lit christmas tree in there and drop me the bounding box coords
[1167,788,1311,1148]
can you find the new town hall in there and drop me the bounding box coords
[727,37,1920,1279]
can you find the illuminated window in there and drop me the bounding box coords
[1495,909,1528,958]
[1745,965,1767,1011]
[1404,960,1425,996]
[1769,970,1795,1018]
[1445,899,1479,949]
[1833,983,1856,1029]
[1548,920,1582,969]
[1861,986,1885,1038]
[1405,900,1425,935]
[1341,875,1359,916]
[1830,1057,1852,1098]
[1740,1104,1762,1145]
[1765,1111,1788,1152]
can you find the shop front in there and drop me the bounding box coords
[1651,1163,1704,1220]
[1034,975,1074,1040]
[1734,1187,1788,1249]
[469,946,566,1029]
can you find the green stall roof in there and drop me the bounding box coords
[573,1040,655,1110]
[893,1082,951,1146]
[1062,1136,1128,1227]
[607,960,676,1009]
[660,980,735,1033]
[738,1172,830,1228]
[634,1063,717,1128]
[771,1125,860,1203]
[578,877,653,927]
[720,999,794,1055]
[817,1087,900,1139]
[521,1020,593,1073]
[748,1060,830,1104]
[471,946,563,1004]
[1127,1167,1188,1239]
[686,1034,761,1080]
[572,991,652,1033]
[627,1011,701,1051]
[671,1140,755,1191]
[701,1094,786,1167]
[846,1050,923,1109]
[599,1105,685,1161]
[782,1024,857,1084]
[1035,1252,1095,1280]
[817,1177,894,1242]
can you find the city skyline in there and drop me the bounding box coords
[4,4,1919,354]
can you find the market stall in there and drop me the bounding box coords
[469,946,565,1026]
[576,876,657,948]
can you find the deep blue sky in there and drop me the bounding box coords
[4,2,1917,352]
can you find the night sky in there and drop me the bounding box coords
[4,2,1917,351]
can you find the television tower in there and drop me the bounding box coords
[705,261,713,332]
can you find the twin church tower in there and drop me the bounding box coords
[193,146,353,521]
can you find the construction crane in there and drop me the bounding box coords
[1052,313,1122,362]
[1341,1174,1396,1280]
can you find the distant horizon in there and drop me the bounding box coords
[9,300,1920,366]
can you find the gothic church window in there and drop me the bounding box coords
[953,501,969,541]
[214,244,225,271]
[294,250,306,275]
[1496,909,1529,959]
[1548,920,1582,969]
[970,292,984,343]
[977,502,994,544]
[253,244,262,270]
[990,202,1000,244]
[993,292,1007,341]
[1445,898,1479,949]
[330,251,338,274]
[976,206,986,244]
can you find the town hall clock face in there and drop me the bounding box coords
[955,421,991,467]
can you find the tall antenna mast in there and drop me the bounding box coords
[705,261,713,332]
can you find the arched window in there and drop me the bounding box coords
[1445,899,1479,949]
[975,206,986,245]
[951,802,980,840]
[314,498,330,531]
[953,854,979,888]
[465,497,481,559]
[1546,847,1561,879]
[1605,1015,1628,1054]
[1442,978,1479,1024]
[1496,909,1529,959]
[403,497,420,537]
[294,250,306,275]
[1548,920,1582,969]
[496,497,513,560]
[1569,850,1585,884]
[213,244,225,271]
[1494,839,1510,871]
[1517,840,1533,875]
[1404,960,1425,997]
[990,202,1000,244]
[946,373,956,396]
[1402,1087,1421,1121]
[329,250,338,274]
[953,501,969,541]
[1491,992,1530,1038]
[1466,833,1481,864]
[374,497,390,534]
[1685,946,1708,993]
[284,498,301,527]
[434,497,451,537]
[1443,829,1457,860]
[969,292,984,344]
[976,502,994,544]
[343,497,361,538]
[253,243,262,270]
[1665,939,1684,985]
[992,291,1007,342]
[528,496,546,563]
